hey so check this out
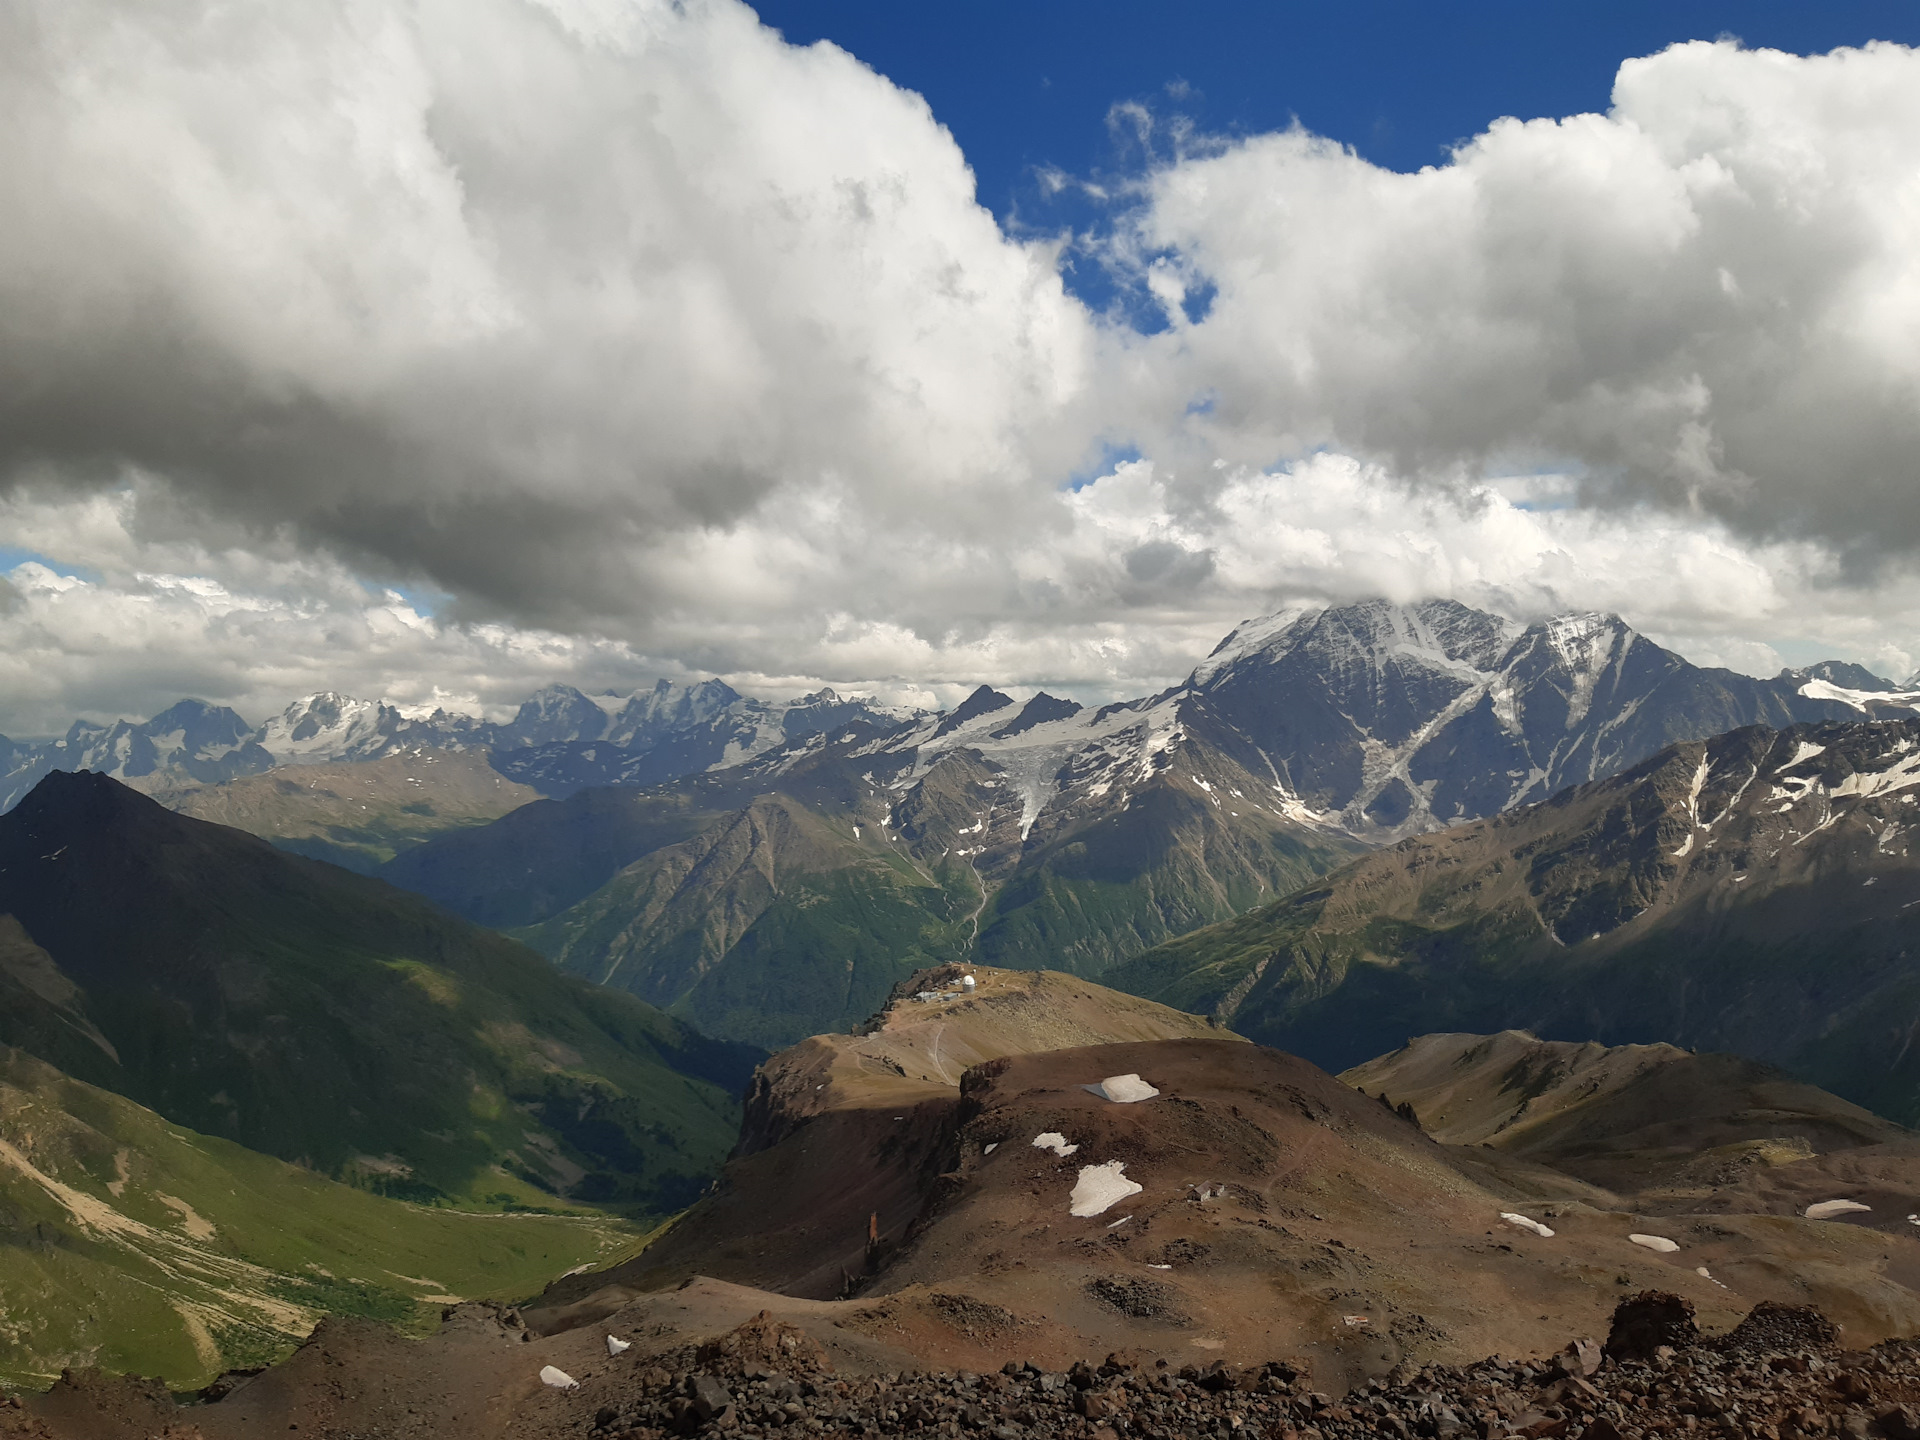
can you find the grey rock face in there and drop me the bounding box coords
[1182,599,1912,838]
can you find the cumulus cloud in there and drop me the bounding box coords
[0,0,1094,629]
[3,6,1920,728]
[1119,40,1920,553]
[9,461,1920,735]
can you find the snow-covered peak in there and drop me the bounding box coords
[255,693,397,761]
[1541,612,1631,674]
[1190,598,1521,690]
[1189,605,1322,687]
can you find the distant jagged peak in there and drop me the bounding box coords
[1535,610,1635,672]
[613,676,744,727]
[930,683,1016,738]
[138,697,252,735]
[1779,660,1896,693]
[271,690,386,728]
[990,691,1083,739]
[1189,602,1323,685]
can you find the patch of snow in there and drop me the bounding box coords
[1628,1234,1680,1253]
[1032,1132,1079,1158]
[1798,678,1920,713]
[606,1335,631,1356]
[1682,754,1709,826]
[1833,749,1920,801]
[540,1366,579,1390]
[1780,740,1827,770]
[1084,1074,1159,1103]
[1805,1199,1871,1220]
[1070,1161,1142,1217]
[1543,613,1625,728]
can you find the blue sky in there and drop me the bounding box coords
[756,2,1920,221]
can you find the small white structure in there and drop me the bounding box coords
[961,974,977,990]
[540,1365,580,1391]
[1500,1212,1555,1238]
[1805,1199,1871,1220]
[1628,1233,1680,1253]
[1070,1160,1142,1216]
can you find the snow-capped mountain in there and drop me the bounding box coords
[485,682,918,794]
[251,691,486,764]
[0,700,275,810]
[1109,713,1920,1125]
[835,597,1919,857]
[359,598,1920,1047]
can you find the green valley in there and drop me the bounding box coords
[0,1045,638,1390]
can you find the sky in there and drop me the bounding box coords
[4,0,1920,732]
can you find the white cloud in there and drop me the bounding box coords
[0,0,1096,629]
[1117,40,1920,553]
[3,9,1920,729]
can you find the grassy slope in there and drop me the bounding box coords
[0,1047,639,1391]
[0,774,757,1213]
[381,784,736,928]
[150,748,542,873]
[519,794,977,1050]
[491,740,1363,1049]
[972,783,1357,977]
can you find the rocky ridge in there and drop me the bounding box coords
[447,1294,1920,1440]
[1107,715,1920,1125]
[9,1289,1914,1440]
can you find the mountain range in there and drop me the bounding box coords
[373,600,1920,1047]
[15,596,1920,1054]
[0,681,915,812]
